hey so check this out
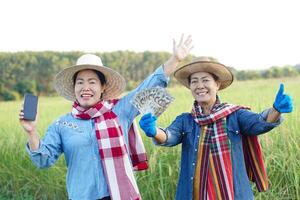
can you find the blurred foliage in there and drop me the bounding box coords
[0,51,299,101]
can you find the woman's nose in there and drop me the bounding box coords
[196,82,204,89]
[82,84,90,91]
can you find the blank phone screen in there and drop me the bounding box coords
[23,94,38,121]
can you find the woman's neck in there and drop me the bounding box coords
[201,104,214,115]
[199,98,216,115]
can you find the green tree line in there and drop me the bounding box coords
[0,51,299,101]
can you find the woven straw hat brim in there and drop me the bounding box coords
[174,61,233,90]
[54,64,126,101]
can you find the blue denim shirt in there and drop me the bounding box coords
[157,108,283,200]
[26,66,169,200]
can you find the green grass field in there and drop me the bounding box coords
[0,77,299,200]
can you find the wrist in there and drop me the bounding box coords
[146,128,157,137]
[172,54,182,63]
[28,128,38,136]
[164,56,180,76]
[272,103,280,113]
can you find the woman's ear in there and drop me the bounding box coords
[216,81,221,90]
[101,84,106,93]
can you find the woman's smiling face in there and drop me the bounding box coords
[189,71,220,107]
[74,69,105,109]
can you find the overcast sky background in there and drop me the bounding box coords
[0,0,299,70]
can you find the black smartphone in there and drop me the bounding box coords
[23,93,38,121]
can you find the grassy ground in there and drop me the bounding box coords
[0,77,299,199]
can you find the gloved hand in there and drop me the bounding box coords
[273,83,293,113]
[139,113,157,137]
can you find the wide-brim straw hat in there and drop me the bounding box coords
[54,54,126,101]
[174,57,233,90]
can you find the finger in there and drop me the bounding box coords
[284,96,293,107]
[276,83,284,97]
[280,95,288,103]
[185,40,193,49]
[141,113,152,120]
[178,33,184,46]
[282,95,292,104]
[282,106,293,113]
[141,116,157,124]
[173,39,176,51]
[278,96,293,112]
[188,45,194,53]
[184,35,192,46]
[19,114,24,119]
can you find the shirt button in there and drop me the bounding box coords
[197,135,200,138]
[192,162,195,166]
[235,130,239,134]
[191,177,194,180]
[195,149,197,152]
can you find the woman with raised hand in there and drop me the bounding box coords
[19,35,193,200]
[139,57,293,200]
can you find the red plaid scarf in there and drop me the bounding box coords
[192,98,268,200]
[72,100,148,200]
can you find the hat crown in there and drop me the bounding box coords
[192,56,214,62]
[76,54,103,66]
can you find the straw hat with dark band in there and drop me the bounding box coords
[54,54,126,101]
[174,57,234,90]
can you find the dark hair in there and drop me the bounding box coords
[73,69,106,86]
[188,72,219,84]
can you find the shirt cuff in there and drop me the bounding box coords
[260,108,284,126]
[25,140,44,155]
[152,127,169,146]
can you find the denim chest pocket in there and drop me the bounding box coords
[227,127,242,144]
[182,126,197,147]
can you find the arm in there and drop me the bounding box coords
[266,107,281,122]
[238,83,293,135]
[153,128,167,144]
[139,113,184,147]
[19,106,62,168]
[19,107,40,150]
[115,35,193,122]
[25,122,63,169]
[269,83,293,122]
[237,108,283,136]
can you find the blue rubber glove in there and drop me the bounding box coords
[273,83,293,113]
[139,113,157,137]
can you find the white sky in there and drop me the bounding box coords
[0,0,299,70]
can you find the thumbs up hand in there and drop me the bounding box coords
[273,83,293,113]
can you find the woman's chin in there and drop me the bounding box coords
[196,98,210,104]
[78,100,97,109]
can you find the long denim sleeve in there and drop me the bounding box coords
[154,109,283,200]
[25,65,169,200]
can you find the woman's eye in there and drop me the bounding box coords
[76,81,83,84]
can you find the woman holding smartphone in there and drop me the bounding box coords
[19,35,193,200]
